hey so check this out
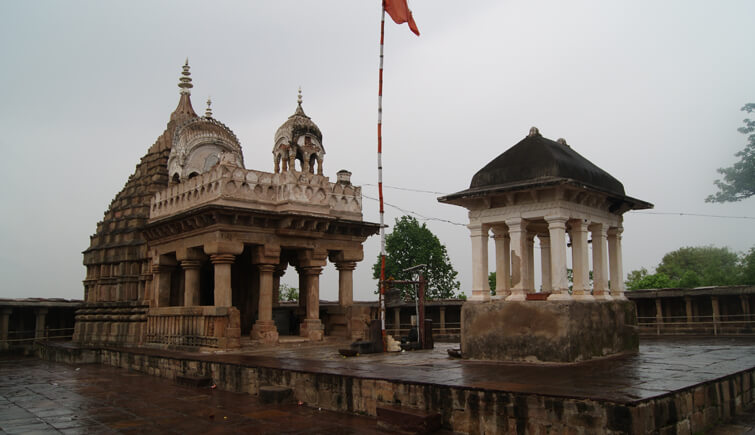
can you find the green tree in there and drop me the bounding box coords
[625,245,744,289]
[656,246,740,287]
[706,103,755,203]
[740,247,755,285]
[488,272,496,295]
[372,216,461,300]
[279,283,298,302]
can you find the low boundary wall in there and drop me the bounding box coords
[37,343,755,434]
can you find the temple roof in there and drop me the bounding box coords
[439,127,653,210]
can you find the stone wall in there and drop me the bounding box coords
[38,344,755,434]
[461,299,639,363]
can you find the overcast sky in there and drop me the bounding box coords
[1,1,754,301]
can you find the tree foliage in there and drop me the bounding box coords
[626,245,749,290]
[372,216,461,300]
[279,283,298,302]
[706,103,755,203]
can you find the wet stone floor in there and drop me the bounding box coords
[0,356,388,435]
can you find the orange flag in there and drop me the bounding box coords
[384,0,420,36]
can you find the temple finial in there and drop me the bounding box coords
[205,97,212,117]
[178,59,193,95]
[297,87,303,106]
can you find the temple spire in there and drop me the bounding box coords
[170,59,198,122]
[178,58,193,95]
[205,97,212,117]
[295,87,306,116]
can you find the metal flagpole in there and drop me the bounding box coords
[377,2,387,351]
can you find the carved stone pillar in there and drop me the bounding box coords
[468,222,490,301]
[591,224,610,300]
[151,264,173,308]
[210,254,235,307]
[252,264,278,343]
[180,260,201,306]
[393,307,401,336]
[539,235,552,292]
[35,308,48,340]
[336,261,357,307]
[546,216,570,300]
[300,266,324,340]
[505,218,528,301]
[491,226,510,299]
[439,306,447,334]
[608,227,626,299]
[1,308,12,351]
[571,220,593,300]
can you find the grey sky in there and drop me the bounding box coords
[1,1,754,301]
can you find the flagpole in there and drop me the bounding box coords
[377,2,387,351]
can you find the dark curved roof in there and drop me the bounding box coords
[469,132,626,196]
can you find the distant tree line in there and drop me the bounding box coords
[626,245,755,290]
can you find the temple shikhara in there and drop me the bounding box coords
[75,62,378,349]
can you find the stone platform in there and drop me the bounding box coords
[38,337,755,434]
[462,299,638,362]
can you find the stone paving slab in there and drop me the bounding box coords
[96,336,755,405]
[0,356,394,434]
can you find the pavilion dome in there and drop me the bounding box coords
[469,127,626,197]
[168,98,244,183]
[272,89,325,175]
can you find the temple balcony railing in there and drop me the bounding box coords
[637,314,755,336]
[145,306,240,350]
[149,163,363,221]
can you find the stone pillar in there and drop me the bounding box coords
[491,227,510,299]
[439,306,447,334]
[608,227,626,300]
[740,295,750,323]
[180,260,201,306]
[35,308,48,340]
[546,216,570,300]
[525,233,536,292]
[685,297,693,325]
[505,218,528,301]
[336,262,357,307]
[300,266,324,340]
[393,307,401,335]
[252,264,279,343]
[590,223,610,300]
[468,222,490,301]
[210,254,235,307]
[711,296,720,335]
[152,264,173,308]
[570,220,593,300]
[539,235,552,292]
[297,266,308,313]
[0,308,12,351]
[655,298,664,325]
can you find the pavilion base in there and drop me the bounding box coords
[461,299,638,363]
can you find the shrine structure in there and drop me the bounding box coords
[74,62,378,349]
[439,127,653,362]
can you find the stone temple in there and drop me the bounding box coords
[75,62,378,349]
[439,127,653,362]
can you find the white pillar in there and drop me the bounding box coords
[468,222,490,301]
[505,218,528,301]
[539,235,552,292]
[525,233,536,292]
[571,220,593,300]
[546,216,571,300]
[608,226,626,300]
[491,226,510,299]
[590,223,610,300]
